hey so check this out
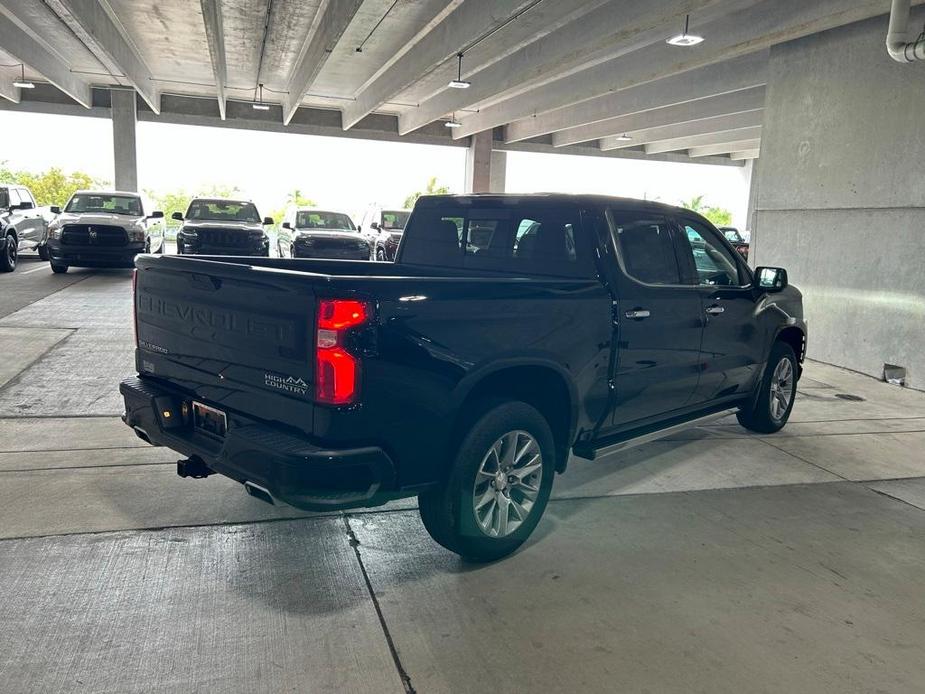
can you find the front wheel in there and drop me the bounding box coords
[376,247,386,261]
[418,401,555,561]
[50,261,68,274]
[737,341,798,433]
[38,243,49,261]
[1,234,17,272]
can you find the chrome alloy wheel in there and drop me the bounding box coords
[769,357,795,422]
[472,430,543,538]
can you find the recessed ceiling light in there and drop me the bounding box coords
[666,14,704,47]
[616,133,632,141]
[448,53,471,89]
[13,64,34,89]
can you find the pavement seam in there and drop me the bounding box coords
[0,445,148,454]
[343,515,416,694]
[865,486,925,512]
[0,272,91,320]
[0,460,178,474]
[0,327,76,395]
[758,437,852,482]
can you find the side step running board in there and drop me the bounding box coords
[575,408,738,461]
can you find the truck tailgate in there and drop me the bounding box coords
[134,256,317,434]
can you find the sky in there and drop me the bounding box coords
[0,110,750,226]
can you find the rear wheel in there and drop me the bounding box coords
[50,261,68,274]
[38,243,49,261]
[1,233,17,272]
[418,400,555,561]
[376,247,386,261]
[737,341,797,433]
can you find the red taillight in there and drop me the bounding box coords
[132,269,139,347]
[315,299,369,405]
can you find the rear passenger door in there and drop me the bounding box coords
[607,209,703,428]
[674,216,764,403]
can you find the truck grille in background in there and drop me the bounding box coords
[61,225,128,247]
[198,229,251,248]
[300,238,361,251]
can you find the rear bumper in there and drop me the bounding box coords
[120,376,397,511]
[47,240,143,267]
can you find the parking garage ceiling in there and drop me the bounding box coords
[0,0,919,162]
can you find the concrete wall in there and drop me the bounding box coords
[754,11,925,389]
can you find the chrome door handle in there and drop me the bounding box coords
[705,305,725,315]
[624,309,651,320]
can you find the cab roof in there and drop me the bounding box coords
[415,192,696,217]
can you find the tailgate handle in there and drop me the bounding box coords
[190,273,222,291]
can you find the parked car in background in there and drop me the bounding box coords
[1,184,48,272]
[173,198,272,256]
[359,206,410,260]
[718,226,749,260]
[122,193,805,561]
[277,208,371,260]
[45,190,164,274]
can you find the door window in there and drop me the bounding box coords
[18,189,35,207]
[7,188,21,206]
[679,221,743,287]
[608,211,681,285]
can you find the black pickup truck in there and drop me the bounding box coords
[121,194,806,560]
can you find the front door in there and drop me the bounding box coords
[606,209,703,428]
[674,217,764,403]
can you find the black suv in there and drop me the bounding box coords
[123,194,805,561]
[174,198,273,256]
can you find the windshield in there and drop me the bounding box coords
[65,193,143,216]
[186,199,261,223]
[296,211,355,231]
[381,210,410,230]
[721,228,744,244]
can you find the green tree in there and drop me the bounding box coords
[145,188,191,224]
[403,176,451,209]
[1,165,105,206]
[679,195,733,227]
[270,189,316,226]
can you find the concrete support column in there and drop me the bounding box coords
[465,130,505,193]
[489,150,507,193]
[111,89,138,192]
[743,158,759,266]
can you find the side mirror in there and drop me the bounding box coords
[50,206,61,215]
[150,210,164,219]
[171,211,184,221]
[263,216,274,226]
[282,222,291,230]
[755,266,788,292]
[370,221,380,231]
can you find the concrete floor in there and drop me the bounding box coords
[2,257,925,693]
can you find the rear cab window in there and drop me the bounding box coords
[400,200,596,278]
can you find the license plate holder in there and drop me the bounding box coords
[192,401,227,438]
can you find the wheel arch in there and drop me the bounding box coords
[451,360,578,474]
[775,325,806,375]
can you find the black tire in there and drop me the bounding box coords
[50,261,68,274]
[418,400,556,562]
[1,233,17,272]
[376,247,386,262]
[737,341,798,434]
[38,243,49,261]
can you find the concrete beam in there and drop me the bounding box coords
[589,88,766,150]
[282,0,363,125]
[731,149,760,161]
[44,0,160,113]
[643,126,763,155]
[552,87,765,147]
[0,8,92,108]
[599,109,764,151]
[398,0,752,136]
[688,139,761,158]
[505,52,768,144]
[111,89,137,191]
[341,0,538,130]
[199,0,226,120]
[457,0,922,139]
[0,67,19,104]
